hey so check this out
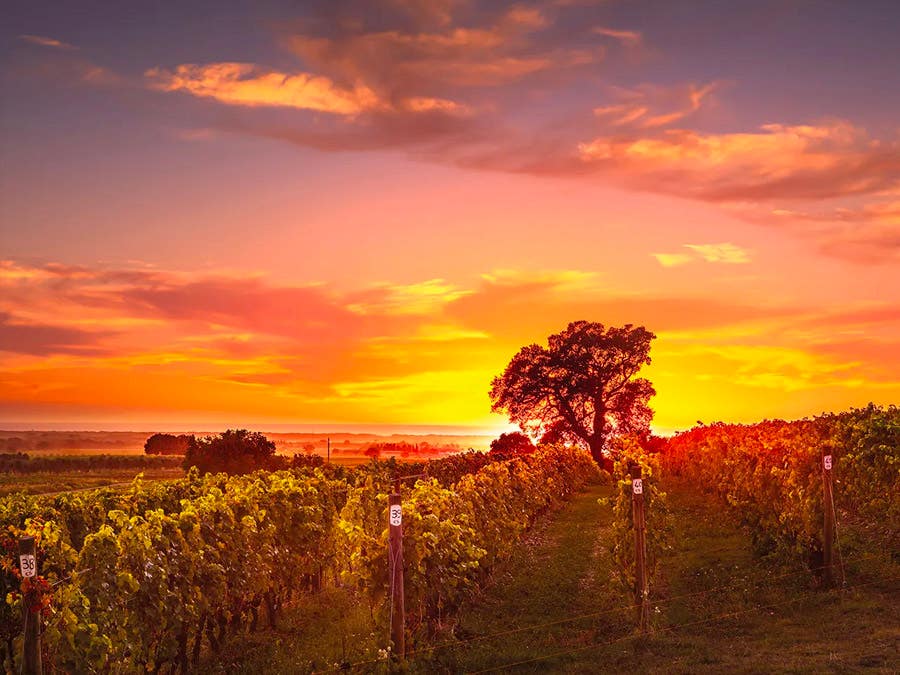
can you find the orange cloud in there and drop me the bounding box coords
[578,120,900,202]
[593,82,718,128]
[1,260,898,429]
[146,63,383,115]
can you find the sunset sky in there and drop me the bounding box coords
[1,1,898,434]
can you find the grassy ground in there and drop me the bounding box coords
[204,479,898,673]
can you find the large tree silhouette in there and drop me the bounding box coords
[490,321,655,463]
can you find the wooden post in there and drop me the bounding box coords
[630,466,650,633]
[388,481,405,659]
[822,448,834,587]
[327,437,331,464]
[18,536,42,675]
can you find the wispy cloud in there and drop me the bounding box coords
[652,253,693,268]
[653,243,752,266]
[578,121,900,202]
[685,243,752,264]
[593,81,718,129]
[146,63,384,115]
[592,26,642,47]
[18,34,77,50]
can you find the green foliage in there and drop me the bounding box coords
[0,445,598,670]
[338,444,600,640]
[602,436,673,604]
[662,405,899,566]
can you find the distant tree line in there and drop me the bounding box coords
[0,453,183,473]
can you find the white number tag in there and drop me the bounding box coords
[632,478,643,495]
[19,554,36,578]
[823,455,832,470]
[389,505,402,527]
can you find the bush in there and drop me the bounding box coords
[183,430,276,475]
[144,433,193,455]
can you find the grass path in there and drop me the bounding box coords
[426,482,625,672]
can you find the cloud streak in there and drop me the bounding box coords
[18,35,77,50]
[146,63,384,115]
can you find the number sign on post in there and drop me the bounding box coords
[19,552,37,578]
[388,489,405,658]
[823,454,833,471]
[632,478,643,495]
[18,536,42,675]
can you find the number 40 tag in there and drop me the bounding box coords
[632,478,643,495]
[19,554,36,578]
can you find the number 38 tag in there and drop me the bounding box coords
[389,505,402,526]
[632,478,643,495]
[19,554,36,578]
[823,455,833,470]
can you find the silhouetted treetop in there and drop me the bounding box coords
[488,431,536,458]
[144,433,193,455]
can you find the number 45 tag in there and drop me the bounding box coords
[19,554,36,578]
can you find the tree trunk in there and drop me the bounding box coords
[589,438,612,472]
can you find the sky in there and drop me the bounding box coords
[1,0,899,434]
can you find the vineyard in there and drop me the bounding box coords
[663,403,898,570]
[1,446,598,672]
[1,405,897,672]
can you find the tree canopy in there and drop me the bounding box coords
[488,432,536,458]
[489,321,655,464]
[144,433,193,455]
[183,429,276,474]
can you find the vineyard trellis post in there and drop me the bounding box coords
[18,536,42,675]
[821,448,834,587]
[630,466,650,633]
[389,477,406,659]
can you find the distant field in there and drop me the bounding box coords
[0,429,493,496]
[0,429,494,456]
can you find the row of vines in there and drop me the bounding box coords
[1,445,598,672]
[662,404,899,568]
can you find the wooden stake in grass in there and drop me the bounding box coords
[630,466,650,633]
[389,479,405,659]
[821,448,835,587]
[18,536,42,675]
